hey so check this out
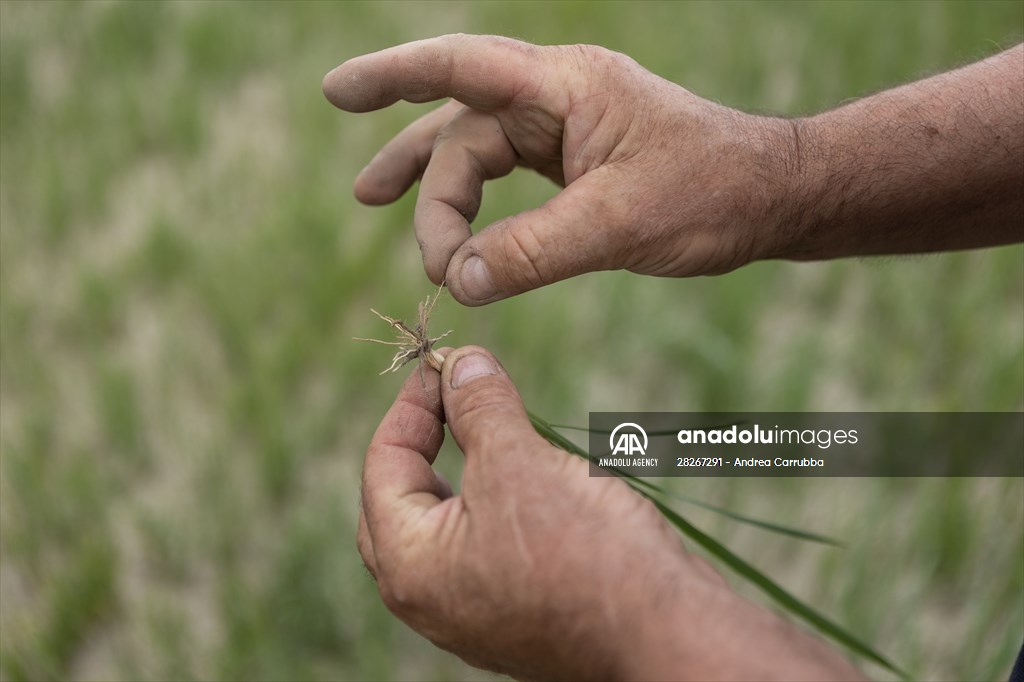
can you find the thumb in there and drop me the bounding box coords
[444,173,625,305]
[439,346,544,456]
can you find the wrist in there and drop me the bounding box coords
[604,556,726,680]
[745,113,828,264]
[682,109,825,270]
[607,555,866,681]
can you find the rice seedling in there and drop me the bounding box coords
[353,284,451,383]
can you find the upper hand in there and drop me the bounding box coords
[323,35,794,305]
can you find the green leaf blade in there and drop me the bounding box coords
[650,496,908,679]
[530,411,906,678]
[530,413,843,545]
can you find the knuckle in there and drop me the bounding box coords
[377,578,404,613]
[563,43,631,70]
[378,559,429,616]
[575,43,606,62]
[557,44,598,76]
[484,34,538,58]
[561,44,641,94]
[456,380,516,421]
[430,115,458,148]
[389,394,443,440]
[602,46,640,72]
[499,222,549,289]
[453,393,528,449]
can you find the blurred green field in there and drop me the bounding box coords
[1,1,1022,681]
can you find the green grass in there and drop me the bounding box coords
[1,1,1022,681]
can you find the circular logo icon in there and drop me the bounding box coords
[609,422,648,456]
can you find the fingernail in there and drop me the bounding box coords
[451,352,498,388]
[459,256,497,301]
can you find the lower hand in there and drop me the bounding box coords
[358,346,865,680]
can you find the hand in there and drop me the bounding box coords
[358,346,865,680]
[323,35,795,305]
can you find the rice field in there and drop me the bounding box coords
[1,2,1022,680]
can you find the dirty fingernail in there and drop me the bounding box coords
[451,352,498,388]
[460,256,496,301]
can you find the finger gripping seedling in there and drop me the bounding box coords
[353,284,451,381]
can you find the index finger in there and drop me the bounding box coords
[362,363,447,554]
[322,34,544,113]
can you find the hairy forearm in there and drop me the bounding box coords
[771,44,1023,261]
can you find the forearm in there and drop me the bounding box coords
[617,575,866,682]
[771,44,1023,261]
